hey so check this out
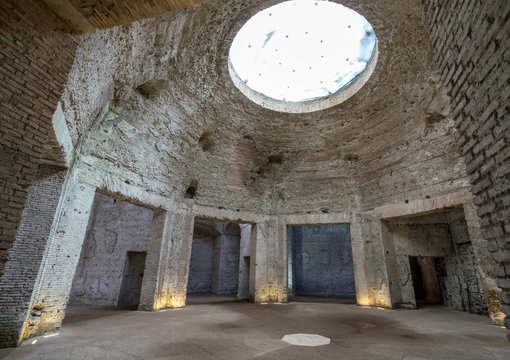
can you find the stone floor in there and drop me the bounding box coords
[1,301,508,359]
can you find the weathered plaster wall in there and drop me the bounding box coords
[421,0,510,338]
[289,224,355,298]
[0,0,78,278]
[70,193,153,306]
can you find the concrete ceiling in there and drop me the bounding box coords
[59,0,470,214]
[43,0,209,33]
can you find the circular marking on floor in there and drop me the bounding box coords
[281,333,331,347]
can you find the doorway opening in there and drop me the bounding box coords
[409,256,443,306]
[287,224,356,303]
[386,207,489,314]
[186,218,251,304]
[68,193,153,310]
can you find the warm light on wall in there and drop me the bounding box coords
[254,281,287,303]
[154,292,187,310]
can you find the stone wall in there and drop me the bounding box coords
[187,221,241,295]
[386,210,488,314]
[288,224,355,298]
[421,0,510,338]
[0,0,78,278]
[0,172,66,347]
[70,193,153,306]
[187,236,215,294]
[58,0,471,217]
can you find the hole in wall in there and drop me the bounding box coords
[198,131,215,151]
[268,155,283,164]
[134,80,169,99]
[343,154,359,161]
[185,180,198,199]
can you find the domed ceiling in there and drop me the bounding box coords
[60,0,469,215]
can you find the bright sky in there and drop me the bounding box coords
[229,0,376,102]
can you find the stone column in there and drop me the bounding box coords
[350,216,371,306]
[0,171,96,347]
[139,210,194,310]
[250,216,287,303]
[357,216,394,308]
[463,202,505,325]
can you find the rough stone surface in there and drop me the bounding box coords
[288,224,355,297]
[0,0,78,279]
[187,220,241,295]
[386,209,488,314]
[69,193,153,306]
[58,0,470,217]
[1,0,509,348]
[0,172,66,347]
[421,0,510,338]
[19,179,96,342]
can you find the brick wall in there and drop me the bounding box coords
[0,0,78,278]
[421,0,510,338]
[0,172,66,347]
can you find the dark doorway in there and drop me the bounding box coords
[288,224,356,301]
[118,251,147,308]
[409,256,443,307]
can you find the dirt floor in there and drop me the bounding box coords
[1,300,508,359]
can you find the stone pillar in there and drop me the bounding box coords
[0,171,96,347]
[139,210,194,310]
[463,202,505,325]
[250,216,287,303]
[357,216,394,308]
[350,217,371,306]
[0,172,66,348]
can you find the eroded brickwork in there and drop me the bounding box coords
[0,172,65,347]
[0,0,78,277]
[421,0,510,337]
